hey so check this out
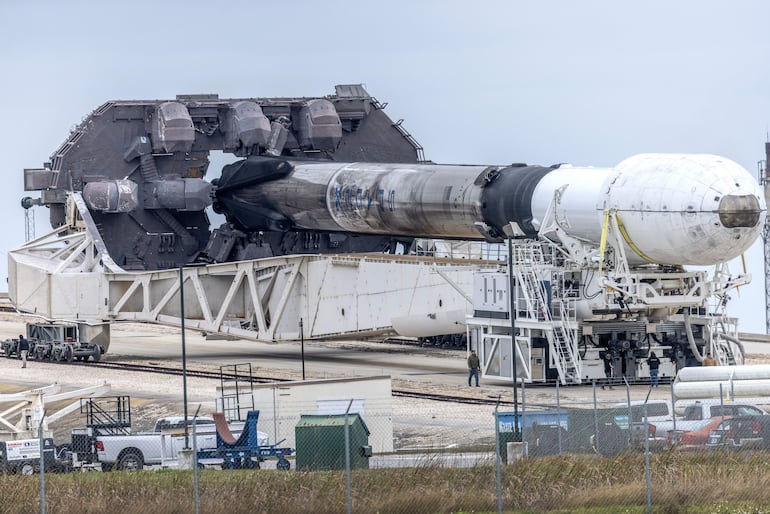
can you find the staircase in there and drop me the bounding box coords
[512,243,582,384]
[80,396,131,435]
[711,316,739,365]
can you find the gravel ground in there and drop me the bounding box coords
[2,311,770,449]
[0,354,497,448]
[0,313,497,448]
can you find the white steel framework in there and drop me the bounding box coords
[8,195,487,342]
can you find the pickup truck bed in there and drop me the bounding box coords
[93,417,267,470]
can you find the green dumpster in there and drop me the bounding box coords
[295,413,371,471]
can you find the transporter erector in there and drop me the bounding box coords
[9,85,766,384]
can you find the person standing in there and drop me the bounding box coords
[703,352,717,366]
[646,351,661,387]
[601,352,614,390]
[467,350,480,387]
[18,334,29,368]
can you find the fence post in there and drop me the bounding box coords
[556,381,562,453]
[593,382,599,451]
[192,405,201,514]
[625,377,632,448]
[494,397,502,514]
[344,399,353,514]
[643,400,652,514]
[671,380,677,432]
[39,410,47,514]
[521,380,527,450]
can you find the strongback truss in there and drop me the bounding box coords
[8,200,483,342]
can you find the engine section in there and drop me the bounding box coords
[24,86,424,270]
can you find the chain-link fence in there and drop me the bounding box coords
[4,380,770,513]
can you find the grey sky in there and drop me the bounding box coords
[1,0,769,332]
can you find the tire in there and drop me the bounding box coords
[276,458,291,471]
[19,462,35,475]
[116,450,144,471]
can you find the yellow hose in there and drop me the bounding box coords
[615,213,656,264]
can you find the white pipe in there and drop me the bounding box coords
[720,333,746,365]
[684,311,704,362]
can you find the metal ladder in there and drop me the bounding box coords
[513,244,581,384]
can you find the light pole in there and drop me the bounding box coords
[180,266,190,449]
[507,236,520,441]
[299,318,305,380]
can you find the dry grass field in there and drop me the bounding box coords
[3,451,770,513]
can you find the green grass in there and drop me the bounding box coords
[4,451,770,513]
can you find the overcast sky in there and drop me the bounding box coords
[1,0,769,332]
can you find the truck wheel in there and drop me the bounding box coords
[19,462,36,475]
[276,458,291,471]
[116,450,144,471]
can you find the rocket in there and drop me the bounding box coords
[212,153,765,266]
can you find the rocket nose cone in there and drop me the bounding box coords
[718,194,762,228]
[607,153,766,265]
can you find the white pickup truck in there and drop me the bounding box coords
[94,416,268,470]
[651,401,766,439]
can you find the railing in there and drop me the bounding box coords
[512,243,581,384]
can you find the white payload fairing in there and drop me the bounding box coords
[214,153,765,266]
